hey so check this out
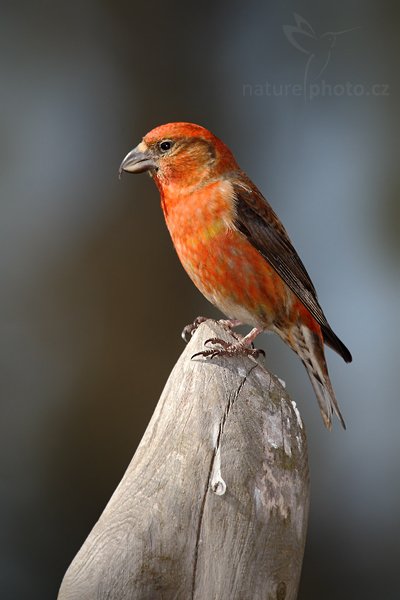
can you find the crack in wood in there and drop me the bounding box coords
[190,363,256,599]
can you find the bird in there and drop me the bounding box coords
[119,122,352,430]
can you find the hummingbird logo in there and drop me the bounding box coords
[283,14,359,99]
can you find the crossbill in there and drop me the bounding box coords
[119,122,352,430]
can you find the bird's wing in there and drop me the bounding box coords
[231,177,352,363]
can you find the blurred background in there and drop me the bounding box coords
[1,1,399,598]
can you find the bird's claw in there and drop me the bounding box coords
[182,317,242,343]
[181,316,208,343]
[191,337,265,360]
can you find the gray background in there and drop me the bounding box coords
[1,1,399,598]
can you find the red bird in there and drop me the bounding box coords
[119,122,352,429]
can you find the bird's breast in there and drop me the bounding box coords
[161,179,235,258]
[160,179,291,326]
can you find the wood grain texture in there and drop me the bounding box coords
[58,320,310,600]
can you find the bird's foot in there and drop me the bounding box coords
[181,316,208,342]
[217,319,242,334]
[181,317,242,343]
[192,328,265,360]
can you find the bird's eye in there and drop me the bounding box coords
[159,140,173,153]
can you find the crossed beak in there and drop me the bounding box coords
[119,145,157,178]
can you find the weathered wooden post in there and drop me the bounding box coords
[58,320,310,600]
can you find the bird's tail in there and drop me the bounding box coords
[287,323,346,430]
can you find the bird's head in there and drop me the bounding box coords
[119,122,239,189]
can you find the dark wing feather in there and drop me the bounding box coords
[232,178,352,363]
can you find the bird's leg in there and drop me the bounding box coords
[192,327,265,360]
[181,317,242,343]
